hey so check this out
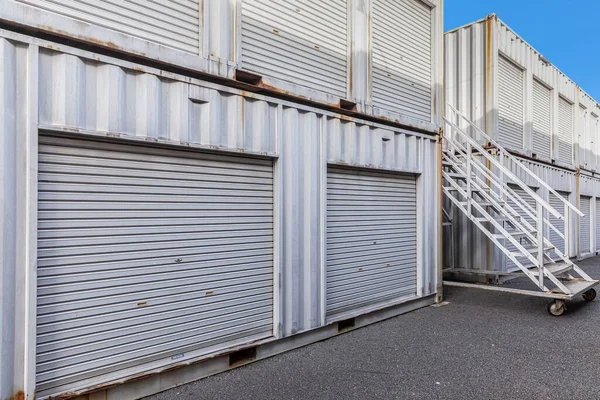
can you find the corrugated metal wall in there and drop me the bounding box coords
[532,79,552,159]
[580,196,592,255]
[0,30,440,399]
[371,0,432,121]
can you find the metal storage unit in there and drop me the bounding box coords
[558,97,574,165]
[504,185,537,271]
[241,0,348,98]
[548,191,570,259]
[17,0,201,54]
[580,196,592,255]
[497,55,524,150]
[532,79,552,159]
[371,0,432,121]
[326,167,417,321]
[36,136,275,397]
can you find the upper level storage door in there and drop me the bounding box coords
[498,56,524,151]
[17,0,201,54]
[558,97,574,165]
[36,136,274,399]
[371,0,433,122]
[241,0,348,98]
[532,79,552,160]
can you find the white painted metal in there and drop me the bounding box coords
[36,136,275,397]
[241,0,348,98]
[596,198,600,252]
[17,0,201,54]
[548,192,570,259]
[371,0,432,121]
[580,196,592,255]
[498,55,524,150]
[558,97,574,165]
[532,79,552,159]
[442,105,593,297]
[504,185,537,272]
[326,167,417,320]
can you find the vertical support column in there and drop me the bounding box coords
[485,14,499,142]
[564,203,570,259]
[537,201,544,287]
[348,0,371,112]
[551,70,560,161]
[524,53,533,156]
[466,143,472,216]
[204,0,238,78]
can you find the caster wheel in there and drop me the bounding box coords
[583,288,597,302]
[547,300,566,317]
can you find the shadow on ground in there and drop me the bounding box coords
[144,257,600,400]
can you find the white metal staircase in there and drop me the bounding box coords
[442,105,598,315]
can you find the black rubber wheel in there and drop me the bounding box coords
[547,300,566,316]
[583,288,597,302]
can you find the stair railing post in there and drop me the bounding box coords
[564,203,570,259]
[466,143,473,216]
[537,201,544,288]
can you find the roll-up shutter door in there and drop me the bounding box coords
[558,98,574,165]
[326,167,417,321]
[580,195,592,255]
[498,56,524,151]
[505,185,537,272]
[17,0,200,54]
[532,79,552,159]
[241,0,347,98]
[547,191,570,260]
[372,0,432,122]
[36,136,274,398]
[596,198,600,252]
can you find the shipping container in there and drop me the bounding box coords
[0,0,443,133]
[0,28,441,400]
[443,14,600,275]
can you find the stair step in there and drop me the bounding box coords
[459,201,503,208]
[551,278,598,296]
[511,246,554,257]
[492,231,535,240]
[536,262,573,277]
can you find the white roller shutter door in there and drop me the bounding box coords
[36,136,274,398]
[580,195,592,255]
[326,167,417,321]
[547,192,569,260]
[372,0,432,122]
[596,198,600,252]
[505,185,537,272]
[18,0,201,54]
[558,98,574,165]
[241,0,347,98]
[498,56,524,151]
[532,79,552,159]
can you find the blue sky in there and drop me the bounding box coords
[445,0,600,101]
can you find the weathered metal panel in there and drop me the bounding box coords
[558,97,574,165]
[532,79,552,159]
[497,55,524,150]
[580,195,592,255]
[17,0,201,54]
[371,0,432,122]
[36,136,274,399]
[325,167,417,321]
[241,0,348,98]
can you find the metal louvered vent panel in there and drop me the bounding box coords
[580,196,592,254]
[547,192,569,259]
[372,0,432,122]
[498,56,524,150]
[532,80,552,159]
[18,0,201,54]
[505,185,537,272]
[558,98,574,165]
[241,0,348,98]
[36,136,274,398]
[326,167,417,321]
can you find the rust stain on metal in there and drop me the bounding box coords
[272,29,280,34]
[8,391,25,400]
[358,268,364,272]
[136,301,148,307]
[205,291,214,296]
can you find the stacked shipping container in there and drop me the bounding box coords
[0,1,443,399]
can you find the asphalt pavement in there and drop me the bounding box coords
[144,256,600,400]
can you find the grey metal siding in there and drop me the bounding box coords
[548,191,569,259]
[498,55,524,150]
[326,167,417,320]
[372,0,432,121]
[36,136,274,397]
[505,185,537,271]
[580,195,592,254]
[596,199,600,252]
[558,97,573,165]
[532,79,552,159]
[241,0,348,98]
[17,0,201,54]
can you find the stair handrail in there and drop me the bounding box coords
[444,114,563,220]
[446,104,584,217]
